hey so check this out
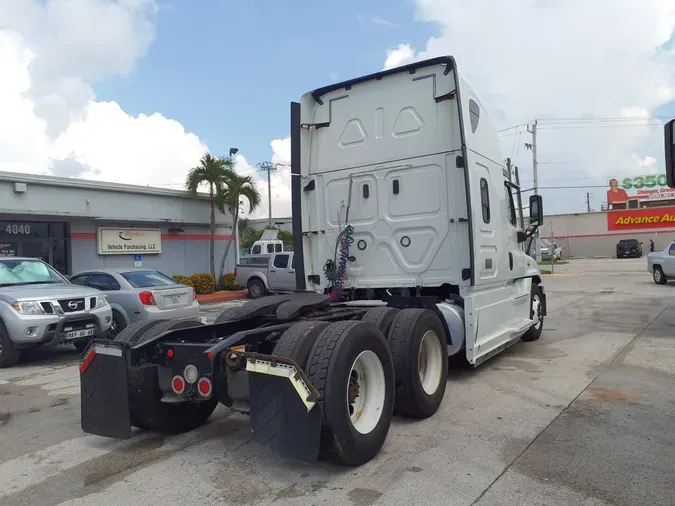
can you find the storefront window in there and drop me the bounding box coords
[0,221,69,274]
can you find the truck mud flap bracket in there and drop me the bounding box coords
[236,351,322,462]
[80,341,132,439]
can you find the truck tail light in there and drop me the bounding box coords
[139,291,156,306]
[198,377,212,397]
[172,375,185,395]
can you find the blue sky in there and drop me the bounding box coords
[94,0,437,166]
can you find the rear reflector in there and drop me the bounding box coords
[198,378,212,397]
[172,375,185,395]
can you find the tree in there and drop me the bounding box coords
[241,227,264,250]
[186,153,233,278]
[217,171,261,287]
[276,230,294,250]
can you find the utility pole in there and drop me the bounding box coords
[586,192,592,213]
[257,161,278,228]
[526,120,540,262]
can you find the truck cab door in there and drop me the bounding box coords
[269,254,295,291]
[459,94,534,365]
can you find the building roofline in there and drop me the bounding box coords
[0,171,209,199]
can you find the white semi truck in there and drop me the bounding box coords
[79,56,547,467]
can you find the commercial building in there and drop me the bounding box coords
[0,171,235,276]
[543,174,675,258]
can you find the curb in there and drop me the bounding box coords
[197,290,248,304]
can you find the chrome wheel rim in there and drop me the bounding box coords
[532,294,543,329]
[655,269,663,283]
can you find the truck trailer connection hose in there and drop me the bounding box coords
[324,225,354,301]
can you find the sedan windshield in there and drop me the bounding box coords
[0,259,66,287]
[121,270,178,288]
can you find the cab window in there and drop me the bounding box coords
[504,184,517,227]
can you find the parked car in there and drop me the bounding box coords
[647,240,675,284]
[69,268,200,338]
[616,238,643,258]
[540,241,561,261]
[235,252,296,299]
[0,257,112,367]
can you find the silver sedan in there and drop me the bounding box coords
[69,268,200,338]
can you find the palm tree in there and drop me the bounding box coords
[217,171,261,287]
[186,153,233,278]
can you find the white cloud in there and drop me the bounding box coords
[383,0,675,213]
[384,43,416,70]
[0,0,208,188]
[233,138,292,220]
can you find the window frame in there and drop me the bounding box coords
[504,183,517,227]
[273,254,290,269]
[480,178,491,223]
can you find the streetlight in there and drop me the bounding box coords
[228,147,239,263]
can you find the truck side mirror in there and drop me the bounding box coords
[529,194,543,227]
[666,119,675,188]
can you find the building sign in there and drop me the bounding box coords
[607,206,675,231]
[0,242,17,257]
[97,228,162,255]
[607,175,675,206]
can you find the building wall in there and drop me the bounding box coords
[542,210,675,258]
[0,172,237,277]
[0,171,230,226]
[69,220,235,276]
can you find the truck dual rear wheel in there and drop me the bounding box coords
[306,321,395,466]
[361,307,400,336]
[388,309,448,418]
[522,283,544,342]
[117,318,218,434]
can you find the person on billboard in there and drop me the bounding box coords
[607,179,629,206]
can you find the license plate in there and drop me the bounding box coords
[65,328,95,340]
[167,295,179,304]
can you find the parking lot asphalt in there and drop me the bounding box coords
[0,258,673,506]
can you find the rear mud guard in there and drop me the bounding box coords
[234,351,322,462]
[80,340,132,439]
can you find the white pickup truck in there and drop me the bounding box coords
[647,240,675,284]
[235,252,297,298]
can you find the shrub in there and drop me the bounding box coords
[221,272,244,291]
[190,272,216,294]
[172,274,194,287]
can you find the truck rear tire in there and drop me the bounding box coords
[0,321,20,368]
[306,321,395,466]
[388,309,448,419]
[247,278,266,299]
[361,307,400,336]
[653,266,667,285]
[273,321,330,368]
[120,319,218,434]
[522,283,544,342]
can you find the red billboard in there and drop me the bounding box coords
[607,206,675,231]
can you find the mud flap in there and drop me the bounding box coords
[248,372,322,462]
[80,341,132,439]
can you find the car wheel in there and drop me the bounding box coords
[0,321,20,368]
[653,266,667,285]
[106,311,127,339]
[247,278,266,299]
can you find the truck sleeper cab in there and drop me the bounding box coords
[79,56,547,467]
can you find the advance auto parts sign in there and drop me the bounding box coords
[607,207,675,231]
[98,228,162,255]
